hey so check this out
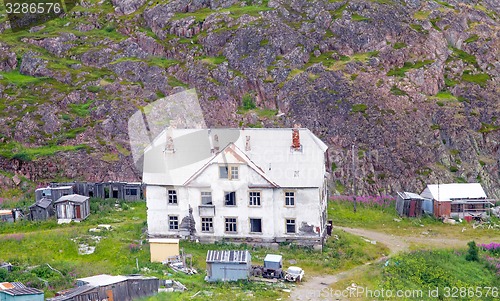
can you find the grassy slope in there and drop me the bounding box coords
[0,198,388,300]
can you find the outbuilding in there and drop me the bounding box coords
[29,198,55,221]
[54,194,90,224]
[0,282,44,301]
[396,192,430,217]
[205,250,251,282]
[149,238,180,263]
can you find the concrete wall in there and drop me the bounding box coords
[147,162,327,247]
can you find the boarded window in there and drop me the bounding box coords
[169,216,179,230]
[225,217,237,233]
[285,192,295,206]
[201,217,213,232]
[250,218,262,233]
[168,190,177,204]
[225,192,236,206]
[201,192,212,205]
[286,219,296,234]
[249,191,261,206]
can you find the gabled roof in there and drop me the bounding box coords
[77,274,128,286]
[206,250,250,263]
[184,143,278,187]
[143,128,328,188]
[54,194,89,204]
[420,183,487,202]
[30,198,52,209]
[1,287,43,296]
[397,192,430,201]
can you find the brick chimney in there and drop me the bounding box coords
[291,124,301,150]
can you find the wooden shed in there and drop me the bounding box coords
[75,274,159,301]
[29,198,54,221]
[205,250,251,282]
[54,194,90,224]
[396,192,428,217]
[45,285,99,301]
[35,186,73,203]
[149,238,180,263]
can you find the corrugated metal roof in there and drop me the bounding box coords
[143,128,328,188]
[397,192,429,200]
[46,285,96,301]
[264,254,282,263]
[54,194,89,204]
[206,250,250,263]
[0,282,14,290]
[77,274,128,286]
[30,198,52,209]
[10,282,26,289]
[421,183,487,202]
[2,287,43,296]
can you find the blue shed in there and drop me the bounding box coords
[0,287,44,301]
[205,250,251,282]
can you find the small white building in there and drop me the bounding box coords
[143,128,329,249]
[54,194,90,224]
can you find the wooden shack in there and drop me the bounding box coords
[29,198,55,221]
[75,274,159,301]
[35,186,73,203]
[396,192,428,217]
[205,250,251,282]
[54,194,90,224]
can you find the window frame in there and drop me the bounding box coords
[219,165,239,180]
[201,217,214,233]
[201,191,213,205]
[224,217,238,233]
[224,191,237,206]
[249,218,262,233]
[168,189,178,205]
[285,218,296,234]
[168,215,179,230]
[285,191,295,207]
[248,191,261,207]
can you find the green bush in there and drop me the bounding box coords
[242,93,256,110]
[466,241,479,262]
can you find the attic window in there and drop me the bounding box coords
[219,165,239,180]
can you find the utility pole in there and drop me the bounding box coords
[352,143,357,213]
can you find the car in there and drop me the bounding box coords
[285,266,304,282]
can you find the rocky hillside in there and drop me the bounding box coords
[0,0,498,198]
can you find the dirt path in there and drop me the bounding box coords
[289,226,488,301]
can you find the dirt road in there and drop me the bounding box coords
[289,226,488,301]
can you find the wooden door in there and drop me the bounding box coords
[75,205,81,219]
[106,289,114,301]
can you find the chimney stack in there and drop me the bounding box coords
[291,124,301,150]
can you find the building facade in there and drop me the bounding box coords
[143,128,329,249]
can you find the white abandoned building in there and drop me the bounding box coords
[143,128,329,249]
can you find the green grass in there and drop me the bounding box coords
[351,104,368,113]
[0,142,87,161]
[461,72,491,87]
[409,23,428,34]
[387,60,434,77]
[390,85,407,96]
[478,123,499,134]
[451,47,477,65]
[413,10,430,20]
[352,14,370,21]
[0,198,389,300]
[0,70,46,87]
[392,42,407,49]
[68,100,94,117]
[464,34,479,43]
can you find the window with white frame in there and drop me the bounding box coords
[201,217,213,232]
[286,219,296,234]
[201,191,212,205]
[225,191,236,206]
[285,191,295,206]
[230,166,239,179]
[169,216,179,230]
[168,190,177,204]
[225,217,237,233]
[250,218,262,233]
[249,191,261,206]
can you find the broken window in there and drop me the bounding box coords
[249,191,261,206]
[169,216,179,230]
[168,190,177,204]
[250,218,262,233]
[286,219,296,234]
[225,217,237,233]
[201,191,212,205]
[219,166,229,179]
[225,191,236,206]
[201,217,213,232]
[126,188,138,196]
[285,191,295,206]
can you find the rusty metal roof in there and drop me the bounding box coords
[46,285,96,301]
[206,250,250,264]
